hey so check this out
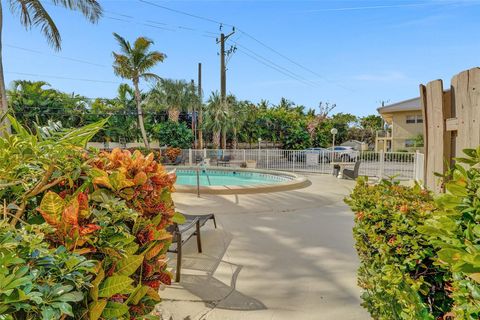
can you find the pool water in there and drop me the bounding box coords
[175,169,290,186]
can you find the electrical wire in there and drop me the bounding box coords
[137,0,352,90]
[6,72,120,84]
[231,41,320,88]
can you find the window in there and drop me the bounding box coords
[406,115,416,124]
[406,115,423,124]
[405,139,415,147]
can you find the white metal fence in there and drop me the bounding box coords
[180,149,425,182]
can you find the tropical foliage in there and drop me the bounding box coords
[345,178,452,319]
[0,116,178,319]
[346,149,480,320]
[420,148,480,319]
[0,0,103,130]
[152,121,193,149]
[112,33,166,149]
[7,79,383,150]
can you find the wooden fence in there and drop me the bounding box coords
[420,67,480,192]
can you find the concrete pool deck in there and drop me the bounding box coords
[158,174,370,320]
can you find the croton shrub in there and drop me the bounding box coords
[346,149,480,320]
[0,116,180,319]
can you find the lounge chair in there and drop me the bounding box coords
[343,161,361,180]
[216,155,232,166]
[167,213,217,282]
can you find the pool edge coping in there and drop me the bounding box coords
[166,166,310,194]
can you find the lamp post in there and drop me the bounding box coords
[258,137,262,161]
[330,128,338,160]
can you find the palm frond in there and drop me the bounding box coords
[11,0,61,50]
[133,36,153,52]
[140,73,161,82]
[113,32,131,55]
[58,118,108,147]
[51,0,102,23]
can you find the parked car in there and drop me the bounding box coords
[287,146,359,163]
[287,148,332,163]
[327,146,359,162]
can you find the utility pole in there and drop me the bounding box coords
[190,79,197,149]
[216,29,236,101]
[197,62,203,149]
[216,27,236,149]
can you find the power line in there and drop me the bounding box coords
[232,41,320,88]
[5,44,109,68]
[6,72,120,84]
[137,0,351,91]
[236,30,352,91]
[138,0,230,26]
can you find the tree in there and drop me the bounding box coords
[112,33,165,149]
[204,91,228,149]
[227,97,247,149]
[9,80,88,128]
[147,79,198,123]
[0,0,102,132]
[90,84,138,142]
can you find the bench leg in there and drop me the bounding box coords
[196,220,202,253]
[211,215,217,229]
[175,233,182,282]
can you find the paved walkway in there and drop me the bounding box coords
[158,174,370,320]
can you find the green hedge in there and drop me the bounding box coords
[346,148,480,319]
[420,148,480,319]
[345,178,452,319]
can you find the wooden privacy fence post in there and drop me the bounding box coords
[420,67,480,193]
[420,79,451,192]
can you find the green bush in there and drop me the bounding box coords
[420,148,480,319]
[153,121,193,149]
[345,178,452,319]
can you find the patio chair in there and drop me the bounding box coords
[216,155,232,166]
[343,161,361,180]
[167,213,217,282]
[173,155,185,166]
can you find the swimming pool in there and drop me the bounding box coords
[176,169,290,186]
[169,167,309,194]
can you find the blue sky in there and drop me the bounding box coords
[3,0,480,116]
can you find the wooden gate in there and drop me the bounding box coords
[420,67,480,192]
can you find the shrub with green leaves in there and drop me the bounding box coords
[345,178,452,319]
[420,148,480,319]
[0,222,95,320]
[153,121,193,149]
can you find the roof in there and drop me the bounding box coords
[377,97,421,114]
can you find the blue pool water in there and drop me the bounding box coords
[175,169,290,186]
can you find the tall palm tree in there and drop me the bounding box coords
[204,91,228,149]
[0,0,102,132]
[112,33,165,149]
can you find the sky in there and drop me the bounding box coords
[3,0,480,116]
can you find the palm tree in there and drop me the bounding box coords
[147,79,196,122]
[204,91,228,149]
[229,99,247,149]
[112,33,165,149]
[0,0,102,132]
